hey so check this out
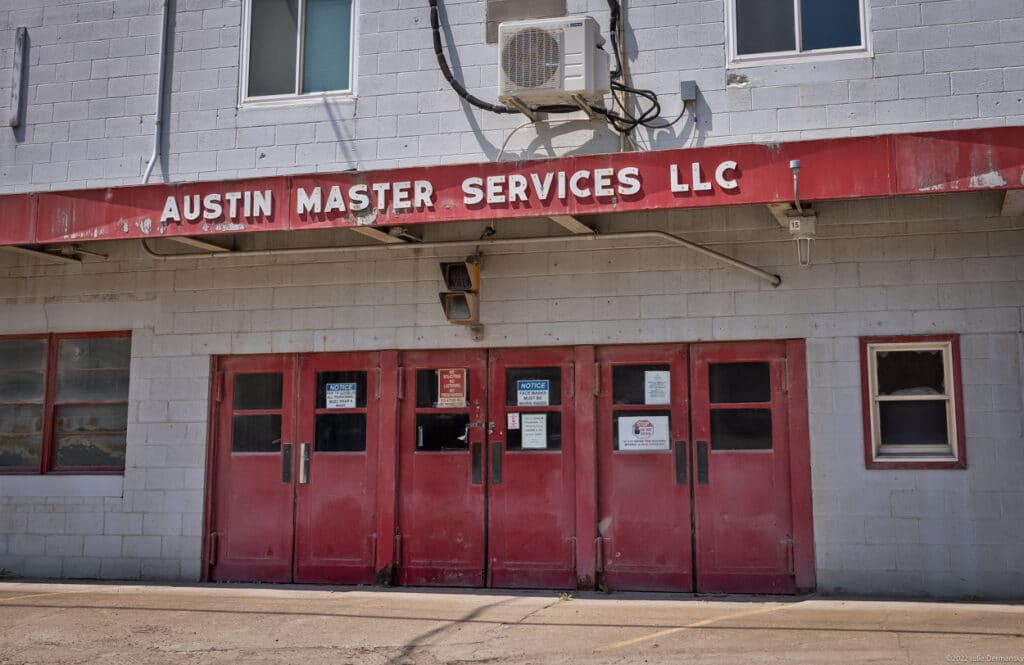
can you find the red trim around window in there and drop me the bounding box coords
[0,330,131,475]
[859,334,966,471]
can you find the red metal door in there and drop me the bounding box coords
[690,341,797,593]
[208,355,297,582]
[396,350,488,586]
[293,352,381,584]
[487,347,576,589]
[595,345,692,592]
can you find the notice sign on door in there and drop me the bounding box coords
[618,415,670,451]
[436,368,467,407]
[644,371,670,405]
[516,380,550,406]
[325,383,357,409]
[521,413,547,449]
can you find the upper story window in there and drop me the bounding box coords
[729,0,866,63]
[243,0,355,101]
[0,332,131,475]
[860,335,966,470]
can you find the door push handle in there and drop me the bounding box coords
[471,441,482,485]
[697,440,709,485]
[491,442,502,484]
[299,442,310,485]
[674,440,687,485]
[281,443,292,484]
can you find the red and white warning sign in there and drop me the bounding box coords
[617,415,670,451]
[436,368,467,407]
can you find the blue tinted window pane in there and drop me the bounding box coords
[302,0,352,93]
[800,0,862,50]
[736,0,795,55]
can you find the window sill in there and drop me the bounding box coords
[0,474,124,498]
[727,48,872,70]
[866,457,965,471]
[239,90,357,111]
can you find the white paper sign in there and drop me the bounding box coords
[507,412,520,430]
[617,415,671,451]
[516,380,550,406]
[521,413,547,449]
[644,371,671,405]
[325,382,358,409]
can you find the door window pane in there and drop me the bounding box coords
[710,408,773,450]
[232,414,282,452]
[316,371,367,409]
[876,350,944,396]
[248,0,299,96]
[507,412,562,451]
[879,401,949,445]
[234,373,283,410]
[416,369,470,408]
[0,338,46,370]
[612,364,671,405]
[505,367,562,406]
[709,362,770,404]
[735,0,795,55]
[54,433,126,468]
[801,0,861,50]
[415,413,470,451]
[302,0,352,93]
[315,413,366,451]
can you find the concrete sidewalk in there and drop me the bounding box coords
[1,581,1022,664]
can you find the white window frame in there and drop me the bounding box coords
[239,0,358,107]
[864,339,961,465]
[725,0,871,67]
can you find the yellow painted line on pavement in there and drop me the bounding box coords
[599,604,790,651]
[0,591,72,603]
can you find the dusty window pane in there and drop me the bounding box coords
[800,0,861,50]
[55,404,128,433]
[711,408,773,450]
[709,362,770,404]
[415,413,470,451]
[0,371,45,403]
[507,412,562,451]
[316,371,367,409]
[416,369,470,408]
[54,433,126,468]
[59,337,130,370]
[505,367,562,406]
[612,365,670,405]
[0,338,47,371]
[736,0,795,55]
[248,0,298,96]
[56,369,130,403]
[233,373,283,410]
[876,350,945,396]
[232,414,282,453]
[0,404,43,468]
[315,413,366,452]
[302,0,351,93]
[879,401,949,446]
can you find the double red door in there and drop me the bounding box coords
[596,341,802,593]
[396,348,576,589]
[207,353,382,584]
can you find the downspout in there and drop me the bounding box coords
[142,0,171,183]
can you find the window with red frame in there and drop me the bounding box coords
[860,335,966,470]
[0,332,130,474]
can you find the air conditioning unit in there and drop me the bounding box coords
[498,16,611,107]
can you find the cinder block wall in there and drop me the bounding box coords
[0,191,1021,597]
[2,0,1023,193]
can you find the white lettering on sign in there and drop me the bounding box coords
[160,190,273,224]
[669,161,738,194]
[295,181,435,215]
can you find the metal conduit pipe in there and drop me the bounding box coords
[142,0,171,184]
[140,230,782,287]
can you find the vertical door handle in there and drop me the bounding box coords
[697,440,709,485]
[471,441,482,484]
[491,442,502,484]
[674,440,688,484]
[281,443,292,483]
[299,442,310,484]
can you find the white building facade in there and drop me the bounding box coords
[0,0,1022,597]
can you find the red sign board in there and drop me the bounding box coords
[0,127,1021,247]
[436,368,467,408]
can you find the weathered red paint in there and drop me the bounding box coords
[572,345,597,589]
[1,128,1020,247]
